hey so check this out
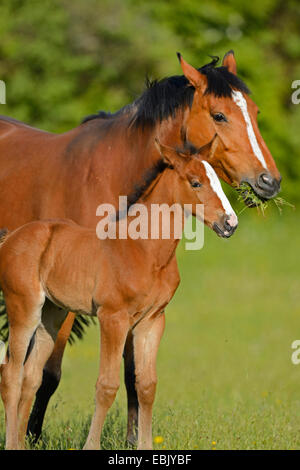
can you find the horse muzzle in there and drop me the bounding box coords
[213,213,238,239]
[244,173,281,201]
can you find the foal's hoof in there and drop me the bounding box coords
[83,440,101,450]
[83,444,101,450]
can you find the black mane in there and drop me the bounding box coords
[127,159,169,207]
[116,159,169,220]
[82,56,250,128]
[81,106,133,124]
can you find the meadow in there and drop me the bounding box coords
[0,205,299,450]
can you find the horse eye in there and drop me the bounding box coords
[213,112,227,122]
[190,180,202,188]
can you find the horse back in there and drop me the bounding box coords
[0,113,148,232]
[0,117,93,229]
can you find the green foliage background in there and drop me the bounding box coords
[0,0,299,202]
[0,1,300,450]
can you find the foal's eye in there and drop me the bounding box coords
[212,112,227,122]
[190,180,202,188]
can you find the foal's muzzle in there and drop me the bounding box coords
[213,214,238,239]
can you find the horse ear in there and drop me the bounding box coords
[155,138,188,170]
[196,134,218,160]
[222,50,237,75]
[177,52,207,92]
[155,138,176,166]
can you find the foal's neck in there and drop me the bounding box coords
[125,168,182,269]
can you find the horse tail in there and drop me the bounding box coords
[0,228,9,343]
[0,228,9,247]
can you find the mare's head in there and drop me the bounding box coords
[155,137,238,238]
[177,51,281,201]
[83,51,281,205]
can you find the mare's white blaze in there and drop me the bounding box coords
[231,90,267,170]
[202,160,237,226]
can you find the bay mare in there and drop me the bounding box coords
[0,51,281,444]
[0,139,238,449]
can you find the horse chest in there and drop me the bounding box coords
[125,260,180,321]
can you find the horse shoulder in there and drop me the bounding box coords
[159,255,181,301]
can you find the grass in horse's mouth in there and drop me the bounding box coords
[235,182,295,216]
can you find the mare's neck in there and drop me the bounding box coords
[118,111,185,195]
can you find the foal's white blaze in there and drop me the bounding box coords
[202,160,237,228]
[231,90,268,170]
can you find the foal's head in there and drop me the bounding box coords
[177,52,281,201]
[156,138,238,238]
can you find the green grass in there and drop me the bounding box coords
[1,207,300,450]
[235,182,295,216]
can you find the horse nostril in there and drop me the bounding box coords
[224,220,232,232]
[224,214,238,231]
[258,173,274,189]
[222,214,238,237]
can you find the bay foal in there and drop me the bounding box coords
[0,138,238,450]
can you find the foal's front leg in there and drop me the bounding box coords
[83,309,130,450]
[133,311,165,450]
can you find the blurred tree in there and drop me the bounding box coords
[0,0,299,201]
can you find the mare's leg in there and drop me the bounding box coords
[0,293,43,450]
[27,311,75,441]
[133,311,165,450]
[123,331,139,446]
[83,309,130,450]
[19,305,68,448]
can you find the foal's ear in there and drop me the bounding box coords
[177,52,207,93]
[222,50,237,75]
[197,133,219,160]
[155,138,189,171]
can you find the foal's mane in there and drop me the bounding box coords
[117,139,204,220]
[82,56,250,128]
[116,159,170,220]
[127,159,169,207]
